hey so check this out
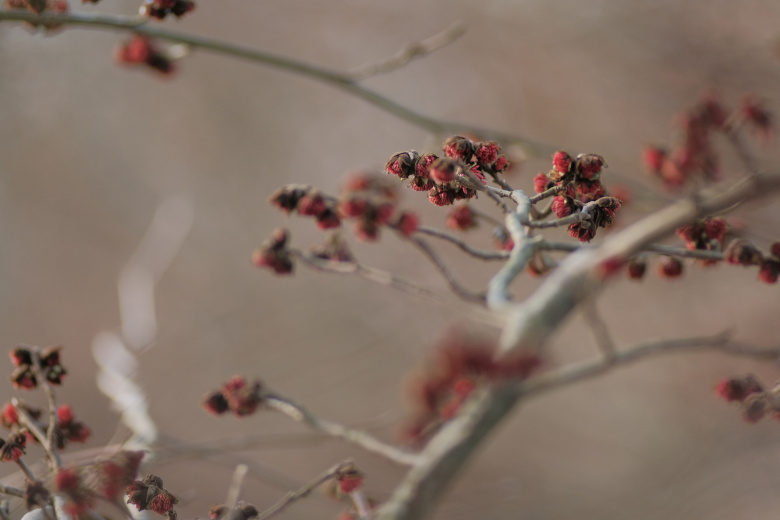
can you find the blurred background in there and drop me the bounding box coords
[1,0,780,519]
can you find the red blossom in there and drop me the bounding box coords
[430,158,458,184]
[443,136,475,161]
[576,154,606,179]
[642,146,667,173]
[657,257,683,278]
[758,260,780,284]
[395,212,419,237]
[428,188,454,207]
[115,36,175,75]
[533,173,553,194]
[626,258,647,280]
[551,196,573,218]
[2,403,18,428]
[552,151,572,175]
[446,205,477,231]
[475,142,499,166]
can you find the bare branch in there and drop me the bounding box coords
[0,484,24,498]
[0,9,554,157]
[256,459,354,520]
[349,22,466,80]
[264,395,420,466]
[581,302,616,359]
[402,235,487,303]
[12,398,60,471]
[415,226,508,261]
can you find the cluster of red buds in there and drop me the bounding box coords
[643,93,773,188]
[10,345,66,390]
[202,375,264,417]
[252,228,294,275]
[675,217,728,265]
[269,185,341,230]
[535,151,622,242]
[715,375,780,423]
[385,136,505,207]
[5,0,69,29]
[402,335,540,443]
[126,474,178,517]
[338,173,416,240]
[209,501,259,520]
[139,0,195,19]
[115,36,176,75]
[1,401,90,448]
[57,467,94,517]
[0,432,27,462]
[446,204,478,231]
[724,240,780,284]
[322,463,365,499]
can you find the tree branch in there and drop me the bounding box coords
[0,9,554,157]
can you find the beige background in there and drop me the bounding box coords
[1,1,780,519]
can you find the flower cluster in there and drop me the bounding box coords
[57,467,93,517]
[252,228,294,275]
[96,450,145,501]
[269,185,341,230]
[202,376,264,417]
[402,335,540,443]
[715,375,780,423]
[0,432,27,462]
[723,240,780,284]
[535,151,622,242]
[1,401,90,449]
[139,0,195,19]
[126,474,178,517]
[385,136,504,207]
[338,173,408,240]
[643,93,773,188]
[10,345,66,390]
[675,217,727,264]
[446,204,477,231]
[115,36,176,76]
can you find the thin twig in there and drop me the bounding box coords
[263,395,420,466]
[256,460,354,520]
[224,464,248,512]
[528,185,564,204]
[34,353,62,470]
[581,302,616,359]
[15,458,36,481]
[349,22,466,80]
[12,399,61,469]
[0,10,554,157]
[403,235,487,303]
[415,226,508,260]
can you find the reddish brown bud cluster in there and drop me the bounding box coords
[9,345,67,390]
[56,405,91,446]
[567,197,622,243]
[657,256,684,278]
[722,239,780,284]
[126,474,178,516]
[643,92,773,187]
[715,375,780,423]
[626,258,647,280]
[269,185,341,230]
[252,228,294,275]
[24,480,51,512]
[675,217,727,265]
[202,376,264,417]
[385,136,505,207]
[5,0,69,29]
[57,467,93,517]
[335,464,364,494]
[338,173,400,241]
[0,432,27,462]
[96,450,145,501]
[115,36,176,75]
[738,94,773,144]
[402,335,540,443]
[310,233,354,263]
[446,204,478,231]
[140,0,195,19]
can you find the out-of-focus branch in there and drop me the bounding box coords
[374,171,780,520]
[256,460,354,520]
[349,22,466,80]
[12,398,61,470]
[264,395,420,467]
[0,9,553,157]
[0,485,23,499]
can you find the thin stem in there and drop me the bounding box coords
[224,464,248,512]
[403,235,487,303]
[256,460,354,520]
[34,353,62,470]
[12,398,61,469]
[415,226,508,261]
[349,22,466,80]
[263,395,420,466]
[529,185,564,204]
[0,10,554,157]
[15,457,36,481]
[581,301,616,359]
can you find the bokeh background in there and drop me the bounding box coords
[1,1,780,519]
